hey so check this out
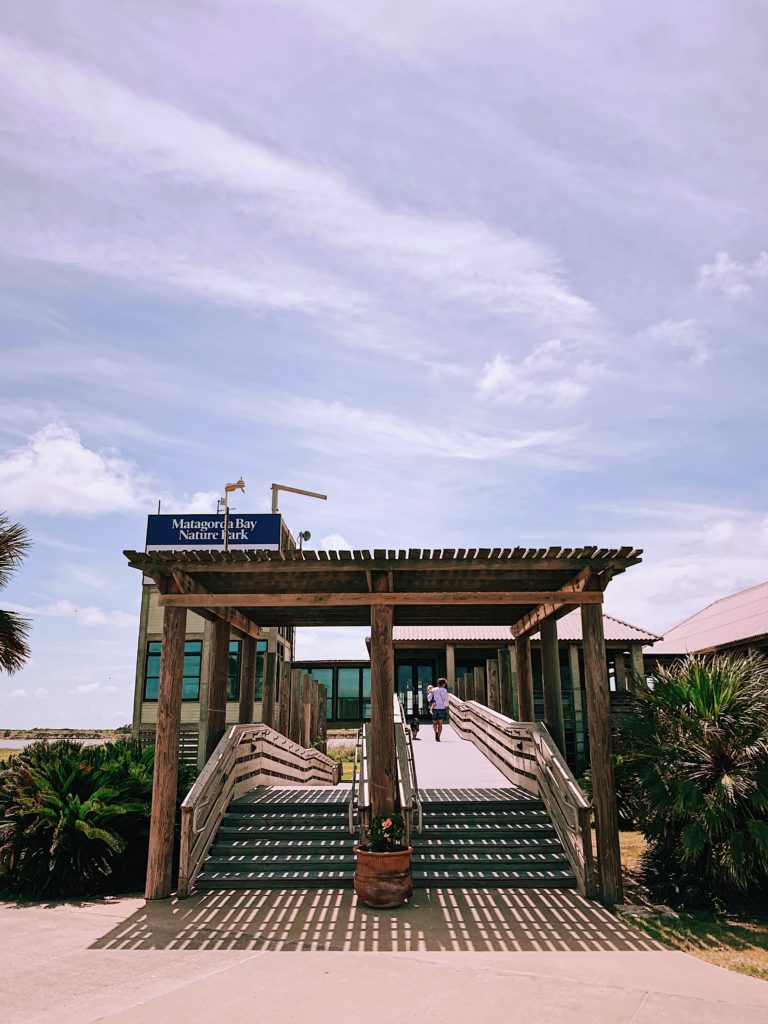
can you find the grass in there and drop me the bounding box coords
[0,749,15,762]
[325,743,356,782]
[618,831,768,981]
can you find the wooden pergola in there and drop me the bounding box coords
[125,544,642,904]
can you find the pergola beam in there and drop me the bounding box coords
[511,568,598,637]
[157,590,604,609]
[153,571,262,639]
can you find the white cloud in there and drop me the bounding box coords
[697,251,768,300]
[6,689,28,699]
[6,599,136,629]
[33,687,49,697]
[639,319,710,366]
[321,533,353,550]
[0,423,218,517]
[476,341,606,406]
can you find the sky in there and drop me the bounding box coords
[1,1,767,727]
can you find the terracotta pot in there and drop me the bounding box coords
[353,846,413,908]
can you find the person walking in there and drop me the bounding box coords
[431,677,449,742]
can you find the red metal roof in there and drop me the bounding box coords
[650,581,768,655]
[392,610,659,644]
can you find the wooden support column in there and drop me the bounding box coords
[540,618,566,754]
[629,644,645,690]
[445,644,456,686]
[473,665,486,705]
[310,680,320,746]
[486,659,501,713]
[318,684,328,753]
[261,650,277,729]
[237,636,257,725]
[205,618,230,760]
[278,661,291,737]
[300,674,312,747]
[288,667,302,745]
[145,605,186,900]
[498,647,515,718]
[582,603,623,905]
[569,644,586,768]
[369,574,395,817]
[515,634,534,721]
[613,651,627,692]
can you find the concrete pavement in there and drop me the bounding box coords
[3,888,767,1023]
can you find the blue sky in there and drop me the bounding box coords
[1,2,767,727]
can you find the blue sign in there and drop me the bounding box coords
[146,514,281,551]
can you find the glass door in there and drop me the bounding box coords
[396,661,436,718]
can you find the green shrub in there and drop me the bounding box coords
[0,739,193,898]
[622,653,768,906]
[365,812,406,852]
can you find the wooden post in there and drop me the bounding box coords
[318,683,328,753]
[582,602,623,905]
[278,661,291,736]
[486,659,501,713]
[262,650,277,729]
[473,665,486,705]
[145,605,186,900]
[369,576,395,817]
[498,647,515,718]
[540,618,566,754]
[445,643,456,687]
[515,634,534,721]
[238,636,257,725]
[205,618,230,761]
[289,667,303,745]
[614,650,627,692]
[629,644,645,690]
[300,674,312,747]
[310,679,320,745]
[569,644,586,768]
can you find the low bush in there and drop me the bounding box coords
[621,653,768,906]
[0,739,193,899]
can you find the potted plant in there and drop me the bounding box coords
[353,812,412,908]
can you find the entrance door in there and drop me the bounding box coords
[396,661,435,718]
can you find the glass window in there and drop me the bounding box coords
[362,667,371,719]
[308,667,334,720]
[337,667,361,720]
[144,640,202,701]
[227,640,241,701]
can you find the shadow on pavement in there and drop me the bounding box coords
[91,887,663,953]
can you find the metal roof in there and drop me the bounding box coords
[650,581,768,655]
[392,610,660,644]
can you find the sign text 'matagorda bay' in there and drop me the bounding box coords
[145,514,281,551]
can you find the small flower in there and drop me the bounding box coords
[381,818,392,829]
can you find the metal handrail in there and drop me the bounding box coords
[349,726,362,834]
[405,718,423,834]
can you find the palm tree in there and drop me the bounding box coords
[0,513,32,674]
[622,652,768,901]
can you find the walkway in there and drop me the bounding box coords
[414,723,520,792]
[3,893,767,1023]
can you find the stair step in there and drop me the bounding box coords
[213,838,351,853]
[422,802,545,813]
[413,838,563,853]
[196,869,354,890]
[422,824,558,836]
[413,870,576,889]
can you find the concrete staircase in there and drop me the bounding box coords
[195,787,576,892]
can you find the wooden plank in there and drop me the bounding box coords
[261,649,277,729]
[629,644,645,690]
[310,680,320,746]
[515,634,534,722]
[317,683,328,753]
[613,650,627,692]
[237,636,257,725]
[288,667,303,746]
[540,618,566,754]
[445,643,456,686]
[582,602,623,905]
[510,567,596,637]
[157,590,605,608]
[205,618,230,761]
[486,658,501,713]
[145,605,186,900]
[369,575,395,817]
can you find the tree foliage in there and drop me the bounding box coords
[0,739,193,898]
[621,653,768,904]
[0,512,32,674]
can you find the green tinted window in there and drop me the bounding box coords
[227,640,241,701]
[144,640,202,701]
[337,667,361,720]
[255,640,267,700]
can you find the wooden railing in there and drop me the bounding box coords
[178,722,339,898]
[448,695,596,898]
